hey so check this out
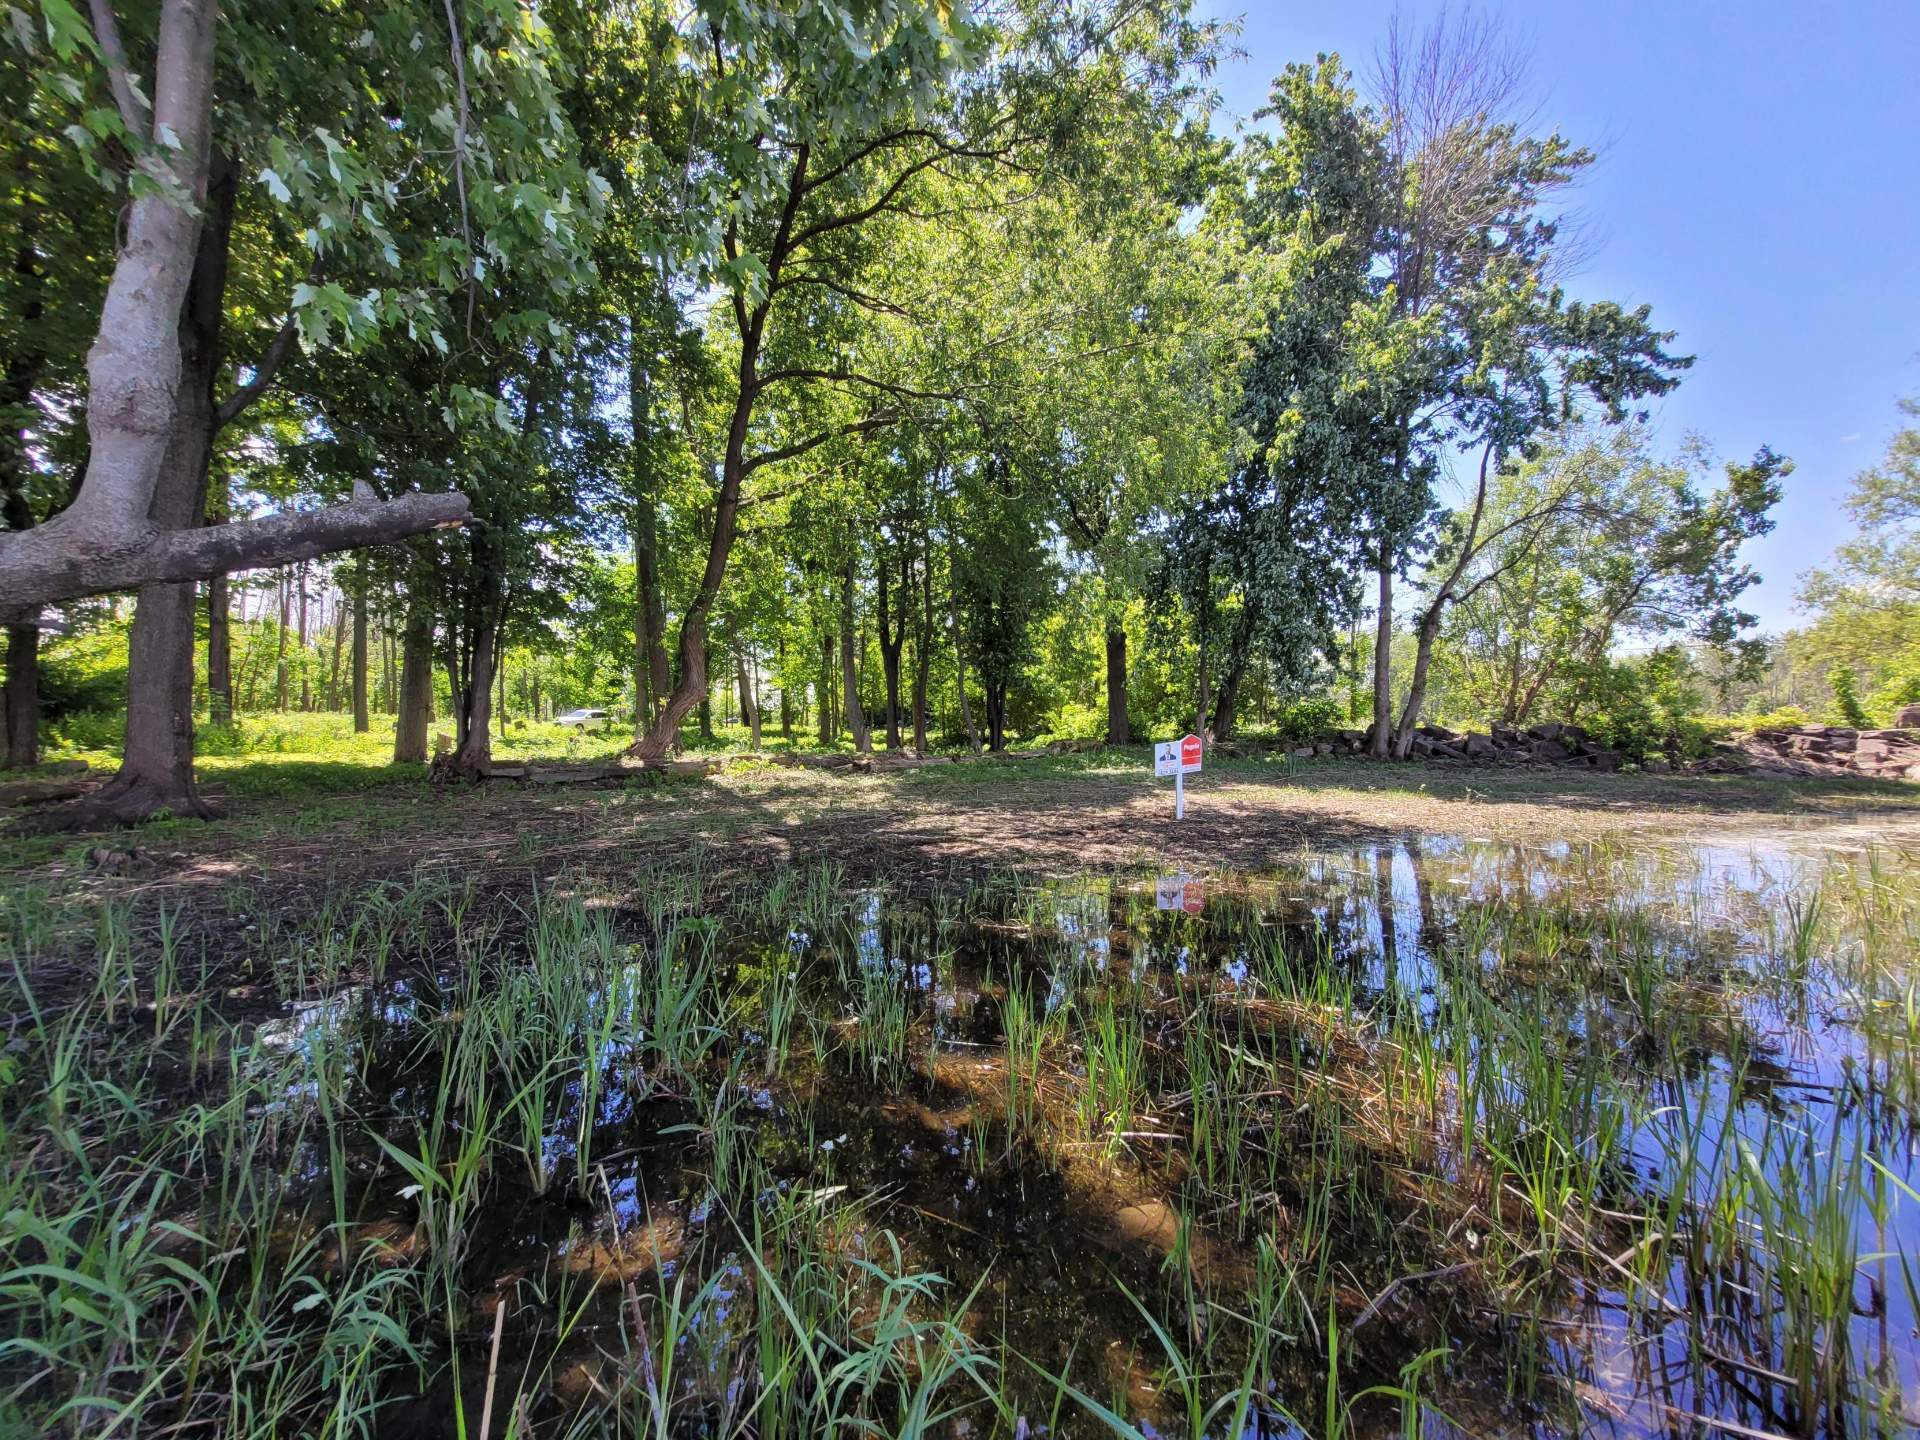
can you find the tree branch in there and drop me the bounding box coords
[88,0,149,136]
[740,415,893,476]
[0,489,470,619]
[213,310,301,429]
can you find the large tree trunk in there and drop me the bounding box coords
[393,591,434,762]
[1392,607,1443,759]
[1368,556,1393,757]
[1105,621,1128,745]
[840,557,872,754]
[3,625,38,768]
[983,676,1008,753]
[2,224,47,767]
[77,140,237,825]
[0,0,469,619]
[452,620,496,775]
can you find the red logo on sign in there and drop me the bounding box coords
[1180,733,1202,768]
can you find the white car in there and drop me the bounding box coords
[555,707,612,730]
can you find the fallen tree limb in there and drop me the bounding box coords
[0,489,471,619]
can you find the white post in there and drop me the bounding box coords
[1175,769,1185,820]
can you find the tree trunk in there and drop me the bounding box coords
[876,548,905,749]
[79,139,236,825]
[818,624,836,745]
[275,568,290,711]
[326,589,344,711]
[2,223,47,767]
[3,625,38,768]
[736,645,760,749]
[352,580,371,733]
[912,542,931,753]
[1195,634,1209,741]
[1105,621,1128,745]
[778,636,794,743]
[983,677,1008,752]
[630,333,670,735]
[393,594,434,762]
[1368,557,1393,757]
[205,506,232,726]
[497,647,509,737]
[697,639,715,741]
[1392,607,1443,759]
[296,561,310,710]
[840,557,872,753]
[948,553,981,755]
[452,620,495,775]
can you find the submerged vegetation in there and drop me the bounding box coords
[3,835,1916,1436]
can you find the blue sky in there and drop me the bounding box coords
[1199,0,1920,633]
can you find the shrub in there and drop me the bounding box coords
[1827,665,1870,728]
[1269,696,1345,747]
[1043,701,1107,743]
[1580,647,1712,763]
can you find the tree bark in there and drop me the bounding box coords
[736,644,760,749]
[876,546,906,749]
[452,620,495,774]
[0,0,471,619]
[393,591,434,762]
[912,536,931,753]
[352,578,370,732]
[948,550,981,754]
[1105,621,1128,745]
[205,563,230,725]
[778,636,793,743]
[840,556,872,754]
[818,623,836,745]
[3,625,38,768]
[275,567,290,711]
[629,328,670,734]
[326,588,344,710]
[1368,556,1393,757]
[296,561,310,710]
[77,135,235,825]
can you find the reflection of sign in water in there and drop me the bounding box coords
[1154,732,1203,817]
[1155,874,1206,913]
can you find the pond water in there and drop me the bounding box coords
[243,833,1920,1438]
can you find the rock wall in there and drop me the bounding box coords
[1728,724,1920,781]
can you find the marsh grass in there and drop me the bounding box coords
[1,837,1916,1437]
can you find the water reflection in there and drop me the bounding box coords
[247,833,1918,1438]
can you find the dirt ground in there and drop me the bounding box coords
[13,753,1920,914]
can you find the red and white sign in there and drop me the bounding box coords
[1154,733,1202,820]
[1154,733,1203,776]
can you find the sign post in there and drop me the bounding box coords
[1153,732,1203,818]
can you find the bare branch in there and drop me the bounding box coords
[213,310,300,429]
[740,415,893,476]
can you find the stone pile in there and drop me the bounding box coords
[1730,724,1920,781]
[1321,722,1631,770]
